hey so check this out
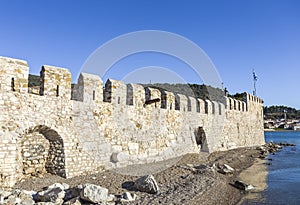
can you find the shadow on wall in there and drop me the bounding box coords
[20,125,66,178]
[194,127,208,152]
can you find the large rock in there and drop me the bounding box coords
[35,183,66,204]
[111,152,129,163]
[3,195,22,205]
[53,183,70,191]
[120,192,137,202]
[1,189,35,205]
[63,197,82,205]
[134,175,159,194]
[216,163,235,174]
[233,180,254,191]
[80,183,108,203]
[64,187,81,202]
[16,190,35,205]
[0,190,12,203]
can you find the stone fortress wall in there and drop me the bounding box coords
[0,56,265,187]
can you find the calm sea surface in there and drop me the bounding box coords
[241,131,300,205]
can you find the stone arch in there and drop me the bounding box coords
[19,125,66,178]
[194,127,208,152]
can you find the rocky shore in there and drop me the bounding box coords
[0,143,292,205]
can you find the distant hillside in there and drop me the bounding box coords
[28,74,40,87]
[228,93,300,120]
[142,83,226,103]
[264,105,300,120]
[228,92,246,101]
[28,74,76,90]
[27,75,226,103]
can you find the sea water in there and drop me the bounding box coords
[241,131,300,205]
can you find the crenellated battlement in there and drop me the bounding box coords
[72,72,103,103]
[0,56,265,187]
[225,97,248,112]
[0,56,263,115]
[0,56,29,93]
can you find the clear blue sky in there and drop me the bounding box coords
[0,0,299,108]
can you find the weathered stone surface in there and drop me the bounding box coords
[80,183,108,203]
[4,195,21,204]
[110,152,129,163]
[35,183,66,204]
[216,163,235,174]
[120,192,137,202]
[64,187,81,202]
[50,183,70,191]
[0,189,35,205]
[21,133,50,176]
[16,190,35,205]
[233,180,254,191]
[0,190,12,203]
[63,196,82,205]
[35,202,56,205]
[0,56,265,187]
[134,175,159,194]
[107,194,115,202]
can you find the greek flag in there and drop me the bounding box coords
[253,70,258,81]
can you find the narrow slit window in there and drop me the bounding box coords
[187,98,192,111]
[205,101,209,114]
[11,78,15,91]
[93,90,95,100]
[56,85,59,96]
[118,96,120,104]
[196,100,200,113]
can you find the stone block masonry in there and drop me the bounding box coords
[0,56,265,187]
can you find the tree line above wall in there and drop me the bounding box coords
[263,106,300,120]
[142,83,225,103]
[228,92,300,120]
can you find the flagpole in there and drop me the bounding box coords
[253,69,257,96]
[253,78,256,96]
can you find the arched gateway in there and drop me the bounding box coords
[19,125,66,178]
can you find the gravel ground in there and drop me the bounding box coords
[14,146,263,205]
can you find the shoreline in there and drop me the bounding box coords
[264,129,300,132]
[11,146,267,205]
[236,158,268,204]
